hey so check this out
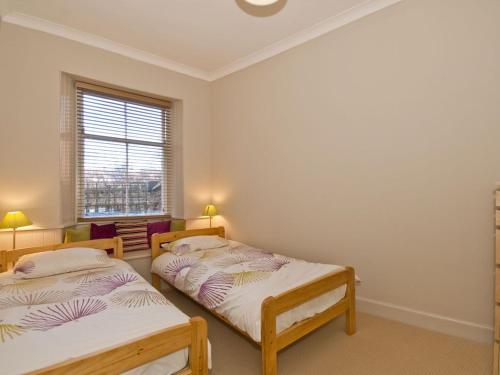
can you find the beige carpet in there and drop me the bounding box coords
[164,289,491,375]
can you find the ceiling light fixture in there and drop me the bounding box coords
[244,0,279,6]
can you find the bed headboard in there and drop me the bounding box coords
[0,237,123,272]
[151,227,225,261]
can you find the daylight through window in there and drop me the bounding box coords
[76,82,173,219]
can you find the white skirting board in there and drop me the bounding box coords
[357,296,493,343]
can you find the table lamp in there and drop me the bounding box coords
[202,204,218,228]
[0,211,32,249]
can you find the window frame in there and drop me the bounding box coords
[75,81,173,222]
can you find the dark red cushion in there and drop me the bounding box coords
[147,221,171,247]
[90,223,117,240]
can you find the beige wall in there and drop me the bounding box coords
[211,0,500,338]
[1,0,499,342]
[0,23,212,231]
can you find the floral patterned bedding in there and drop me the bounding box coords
[152,240,347,342]
[0,259,200,375]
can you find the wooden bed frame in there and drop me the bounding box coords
[151,227,356,375]
[0,237,208,375]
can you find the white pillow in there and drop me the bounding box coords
[162,235,229,255]
[12,247,113,279]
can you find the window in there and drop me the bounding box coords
[76,82,173,220]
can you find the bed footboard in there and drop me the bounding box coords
[30,317,208,375]
[261,267,356,375]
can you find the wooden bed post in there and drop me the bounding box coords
[151,233,161,290]
[114,237,124,259]
[261,296,278,375]
[345,266,356,335]
[0,250,7,273]
[190,317,208,375]
[152,273,161,291]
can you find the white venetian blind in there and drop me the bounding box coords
[76,82,173,219]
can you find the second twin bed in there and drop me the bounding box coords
[151,227,356,375]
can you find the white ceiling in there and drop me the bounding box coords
[0,0,401,80]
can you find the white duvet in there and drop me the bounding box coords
[0,259,209,375]
[152,240,347,342]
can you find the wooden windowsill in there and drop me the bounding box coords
[78,215,171,223]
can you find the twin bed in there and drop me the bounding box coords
[0,238,208,375]
[151,227,356,375]
[0,227,356,375]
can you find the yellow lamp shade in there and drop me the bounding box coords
[0,211,32,229]
[202,204,218,217]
